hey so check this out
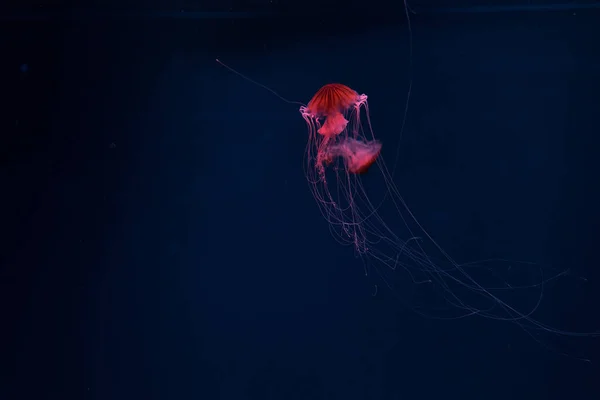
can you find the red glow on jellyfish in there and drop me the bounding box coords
[300,84,385,253]
[300,84,381,179]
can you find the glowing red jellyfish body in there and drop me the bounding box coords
[300,84,381,178]
[307,83,357,137]
[300,84,383,252]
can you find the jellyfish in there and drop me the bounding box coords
[300,84,381,179]
[215,59,598,357]
[298,83,599,355]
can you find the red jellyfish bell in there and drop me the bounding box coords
[307,83,360,137]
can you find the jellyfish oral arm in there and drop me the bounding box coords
[323,138,382,174]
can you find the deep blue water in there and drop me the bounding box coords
[2,8,600,400]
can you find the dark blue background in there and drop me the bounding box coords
[2,5,600,399]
